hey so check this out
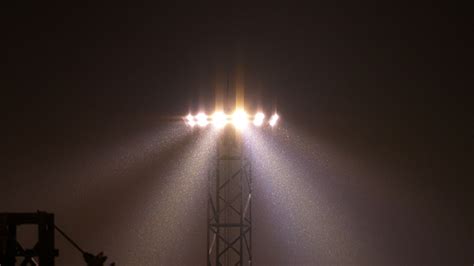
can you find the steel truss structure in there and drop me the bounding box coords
[0,211,58,266]
[207,129,252,266]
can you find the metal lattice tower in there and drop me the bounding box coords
[0,212,57,266]
[207,127,252,266]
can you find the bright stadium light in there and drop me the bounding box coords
[185,110,279,129]
[232,109,249,130]
[269,113,279,127]
[196,112,209,127]
[212,111,227,129]
[253,112,265,127]
[186,114,196,127]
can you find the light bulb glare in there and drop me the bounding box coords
[186,114,196,127]
[269,113,279,127]
[232,109,249,129]
[212,111,227,128]
[253,112,265,126]
[196,112,209,127]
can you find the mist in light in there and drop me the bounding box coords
[112,129,218,265]
[54,123,194,210]
[244,127,374,265]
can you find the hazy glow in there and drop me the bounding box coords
[212,111,227,129]
[232,109,249,129]
[253,112,265,127]
[243,127,373,264]
[269,113,279,127]
[195,113,209,127]
[186,114,196,127]
[124,130,217,265]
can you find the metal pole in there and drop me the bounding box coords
[54,225,85,254]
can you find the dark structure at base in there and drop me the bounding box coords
[0,211,57,265]
[0,211,114,266]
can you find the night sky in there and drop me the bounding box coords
[2,3,472,265]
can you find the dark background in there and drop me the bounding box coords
[2,3,472,265]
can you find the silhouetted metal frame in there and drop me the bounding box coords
[0,211,58,266]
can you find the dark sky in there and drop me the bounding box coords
[2,3,472,265]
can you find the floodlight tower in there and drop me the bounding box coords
[185,107,279,266]
[208,114,252,266]
[209,79,252,266]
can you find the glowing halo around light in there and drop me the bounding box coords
[269,113,279,127]
[253,112,265,127]
[212,111,228,129]
[232,109,249,130]
[195,112,209,127]
[186,114,196,127]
